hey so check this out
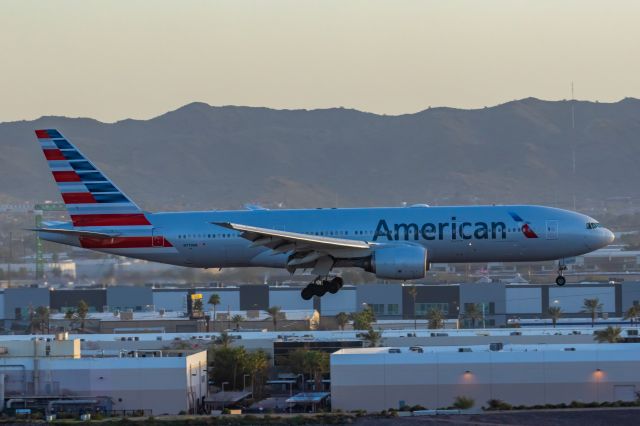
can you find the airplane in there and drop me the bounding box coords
[32,129,615,299]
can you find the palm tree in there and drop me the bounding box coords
[464,303,483,328]
[336,312,350,331]
[208,294,221,331]
[362,328,382,347]
[64,308,76,330]
[427,307,445,329]
[547,306,563,328]
[582,298,603,327]
[244,350,270,398]
[594,326,622,343]
[217,331,233,348]
[266,306,282,331]
[304,350,329,391]
[231,314,244,331]
[624,305,639,326]
[408,286,418,329]
[77,300,89,331]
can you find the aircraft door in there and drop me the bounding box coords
[545,220,558,240]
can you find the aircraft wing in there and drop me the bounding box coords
[27,228,121,238]
[213,222,372,274]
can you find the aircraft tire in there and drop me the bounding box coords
[334,276,344,289]
[315,284,328,297]
[301,286,314,300]
[327,278,341,294]
[555,276,566,286]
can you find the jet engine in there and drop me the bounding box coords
[366,244,428,280]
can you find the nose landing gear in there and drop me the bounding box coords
[555,261,567,286]
[301,276,344,300]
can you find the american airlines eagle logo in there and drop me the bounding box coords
[508,212,538,238]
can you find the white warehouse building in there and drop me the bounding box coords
[0,337,207,415]
[331,343,640,412]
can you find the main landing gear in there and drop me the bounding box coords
[301,276,344,300]
[555,261,567,286]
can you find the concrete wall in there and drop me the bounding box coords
[320,286,356,317]
[4,288,50,319]
[331,345,640,412]
[549,285,616,314]
[107,287,153,311]
[460,283,506,326]
[269,287,314,311]
[152,289,187,312]
[506,286,542,315]
[620,282,640,313]
[357,284,403,318]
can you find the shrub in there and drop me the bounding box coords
[486,399,511,411]
[453,396,475,410]
[410,404,426,411]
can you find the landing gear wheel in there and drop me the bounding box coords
[327,278,341,294]
[315,283,328,297]
[301,286,315,300]
[555,275,566,286]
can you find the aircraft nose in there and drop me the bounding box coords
[603,228,615,245]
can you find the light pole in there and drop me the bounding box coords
[221,381,229,411]
[243,374,251,393]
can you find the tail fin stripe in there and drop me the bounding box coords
[52,171,81,182]
[62,193,97,204]
[52,139,73,149]
[43,149,66,161]
[69,161,95,172]
[77,172,107,182]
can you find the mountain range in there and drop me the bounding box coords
[2,98,640,213]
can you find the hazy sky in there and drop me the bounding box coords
[2,0,639,122]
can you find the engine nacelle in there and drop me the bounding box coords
[367,244,428,280]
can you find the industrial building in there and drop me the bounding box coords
[2,281,640,330]
[0,335,207,415]
[330,343,640,412]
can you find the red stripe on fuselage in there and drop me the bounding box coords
[79,236,173,248]
[53,171,81,182]
[62,192,96,204]
[71,213,151,227]
[43,149,66,160]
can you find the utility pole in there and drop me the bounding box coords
[7,231,11,287]
[571,82,577,211]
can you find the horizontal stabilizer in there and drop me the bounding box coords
[27,228,120,238]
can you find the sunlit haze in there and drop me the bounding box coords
[2,0,640,122]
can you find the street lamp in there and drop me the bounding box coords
[221,381,229,411]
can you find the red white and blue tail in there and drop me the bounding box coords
[35,129,151,227]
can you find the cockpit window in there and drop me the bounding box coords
[586,222,601,229]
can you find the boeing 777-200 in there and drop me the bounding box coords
[32,129,614,299]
